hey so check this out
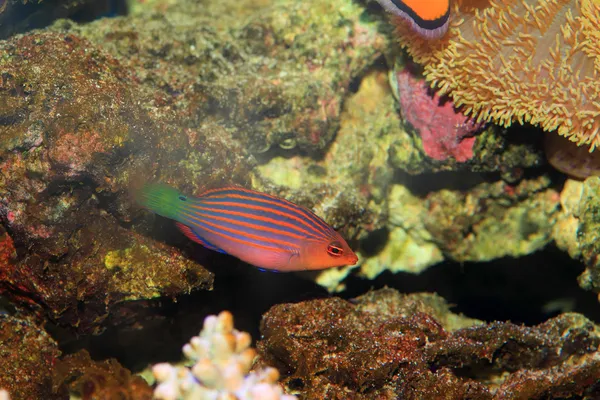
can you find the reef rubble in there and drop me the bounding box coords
[0,315,65,399]
[258,288,600,399]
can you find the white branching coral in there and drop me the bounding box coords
[152,311,296,400]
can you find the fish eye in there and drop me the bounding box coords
[178,195,187,201]
[327,242,344,257]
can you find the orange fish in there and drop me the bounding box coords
[376,0,451,39]
[138,184,358,272]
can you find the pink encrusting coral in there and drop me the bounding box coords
[394,66,484,162]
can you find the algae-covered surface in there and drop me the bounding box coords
[0,0,387,333]
[1,0,600,398]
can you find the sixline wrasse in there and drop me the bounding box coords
[137,184,358,272]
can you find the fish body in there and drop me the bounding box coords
[138,184,358,272]
[376,0,451,39]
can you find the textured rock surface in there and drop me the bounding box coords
[258,288,600,399]
[552,179,583,260]
[0,315,66,399]
[576,177,600,297]
[550,177,600,298]
[52,349,153,400]
[49,0,387,155]
[423,175,560,262]
[0,0,386,332]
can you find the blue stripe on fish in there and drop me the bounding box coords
[179,208,300,252]
[182,200,325,241]
[199,193,335,239]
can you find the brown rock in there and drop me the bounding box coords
[0,315,67,400]
[258,288,600,399]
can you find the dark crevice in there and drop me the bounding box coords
[0,0,127,40]
[50,243,600,373]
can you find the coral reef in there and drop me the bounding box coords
[52,349,153,400]
[393,0,600,148]
[0,0,562,329]
[255,68,553,289]
[153,311,296,400]
[0,315,66,399]
[0,32,214,333]
[0,0,387,333]
[1,0,600,398]
[258,288,600,399]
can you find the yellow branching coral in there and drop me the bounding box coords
[394,0,600,149]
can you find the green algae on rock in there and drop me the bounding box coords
[547,176,600,299]
[358,184,444,280]
[576,177,600,298]
[0,315,67,400]
[49,0,388,155]
[318,173,560,292]
[553,179,584,260]
[424,175,560,262]
[258,288,600,399]
[0,32,215,333]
